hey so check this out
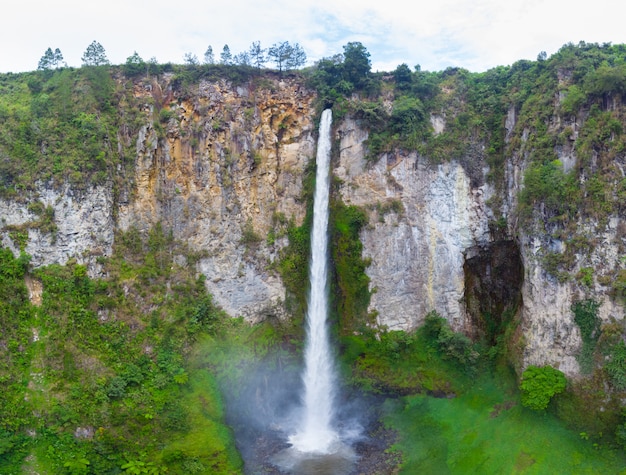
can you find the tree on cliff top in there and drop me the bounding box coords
[81,41,109,66]
[342,41,371,88]
[123,51,145,76]
[220,44,233,65]
[286,43,307,70]
[248,41,266,70]
[393,63,413,90]
[38,47,64,70]
[184,52,199,65]
[268,41,306,72]
[204,45,215,64]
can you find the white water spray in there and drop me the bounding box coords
[289,109,338,454]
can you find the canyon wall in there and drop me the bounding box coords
[1,72,624,377]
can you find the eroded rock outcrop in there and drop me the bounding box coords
[0,184,114,277]
[0,74,316,321]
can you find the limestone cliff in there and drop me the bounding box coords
[1,73,316,322]
[117,74,316,320]
[504,103,626,376]
[0,184,114,273]
[1,61,625,380]
[334,104,624,377]
[335,118,493,331]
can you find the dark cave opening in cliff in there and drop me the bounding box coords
[463,240,524,345]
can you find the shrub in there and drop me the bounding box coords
[436,325,477,365]
[518,159,580,223]
[422,311,479,366]
[377,330,415,362]
[520,365,567,410]
[572,299,600,343]
[613,269,626,301]
[106,376,127,399]
[159,108,174,123]
[560,84,586,116]
[576,267,593,287]
[240,219,261,245]
[605,341,626,389]
[189,295,223,335]
[572,299,600,374]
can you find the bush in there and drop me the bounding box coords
[518,159,580,223]
[520,365,567,410]
[605,341,626,389]
[106,376,127,399]
[572,299,601,374]
[377,330,415,362]
[422,311,479,366]
[436,325,477,365]
[189,295,223,335]
[613,269,626,301]
[560,84,586,116]
[390,96,426,135]
[240,219,261,245]
[572,299,600,343]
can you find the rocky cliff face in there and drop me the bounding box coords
[0,184,114,274]
[503,96,626,376]
[1,73,316,322]
[333,109,624,378]
[334,118,493,331]
[511,219,626,377]
[116,74,316,320]
[1,71,624,378]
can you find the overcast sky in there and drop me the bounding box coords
[3,0,626,74]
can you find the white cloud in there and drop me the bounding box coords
[2,0,626,74]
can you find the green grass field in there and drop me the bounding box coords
[384,371,626,474]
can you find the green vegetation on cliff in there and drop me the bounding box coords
[0,227,242,474]
[306,41,626,245]
[0,67,131,194]
[330,201,371,334]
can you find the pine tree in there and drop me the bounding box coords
[53,48,64,68]
[204,46,214,64]
[37,48,55,70]
[233,52,251,66]
[220,45,233,65]
[81,41,109,66]
[248,41,266,70]
[286,43,306,70]
[268,41,291,72]
[184,53,199,65]
[268,41,307,72]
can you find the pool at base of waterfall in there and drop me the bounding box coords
[271,441,356,475]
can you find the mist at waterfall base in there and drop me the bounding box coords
[217,110,366,474]
[219,359,369,474]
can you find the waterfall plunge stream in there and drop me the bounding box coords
[273,109,357,474]
[290,108,338,454]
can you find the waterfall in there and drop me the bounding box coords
[290,108,338,454]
